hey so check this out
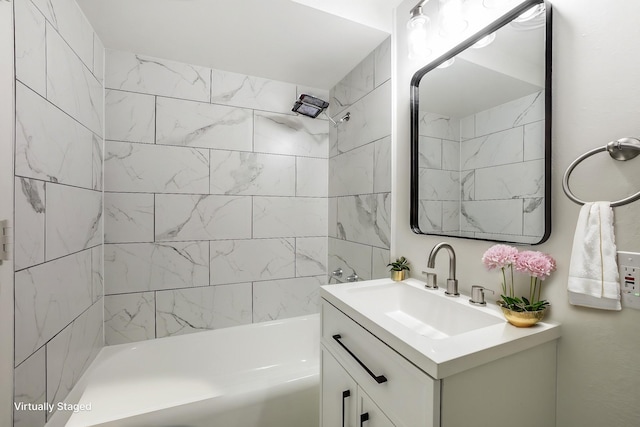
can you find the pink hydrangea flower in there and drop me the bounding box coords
[515,251,557,280]
[481,244,518,270]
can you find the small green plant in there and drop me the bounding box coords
[387,256,411,272]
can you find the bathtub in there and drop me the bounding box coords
[48,314,319,427]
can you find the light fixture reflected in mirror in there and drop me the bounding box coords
[439,0,468,36]
[512,3,546,29]
[407,1,432,60]
[436,58,455,68]
[471,32,496,48]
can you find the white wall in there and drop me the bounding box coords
[0,1,14,425]
[393,0,640,425]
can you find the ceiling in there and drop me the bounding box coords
[77,0,403,90]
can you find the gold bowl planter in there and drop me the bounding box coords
[500,306,546,328]
[390,270,406,281]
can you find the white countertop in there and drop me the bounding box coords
[320,278,561,379]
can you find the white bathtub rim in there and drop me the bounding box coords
[45,313,320,427]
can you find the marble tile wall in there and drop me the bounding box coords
[103,49,329,345]
[418,90,545,241]
[328,38,392,283]
[13,0,104,425]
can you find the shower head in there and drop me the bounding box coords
[292,94,350,127]
[292,94,329,118]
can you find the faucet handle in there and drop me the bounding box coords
[469,285,494,306]
[421,269,438,289]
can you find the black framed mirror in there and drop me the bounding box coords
[410,0,552,244]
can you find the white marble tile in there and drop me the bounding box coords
[442,201,461,233]
[105,90,155,143]
[418,200,443,233]
[336,194,391,249]
[374,37,391,88]
[328,197,338,238]
[14,250,92,366]
[104,141,209,193]
[524,120,545,161]
[374,136,391,193]
[475,160,544,200]
[156,97,253,151]
[337,80,390,153]
[475,90,544,136]
[16,82,93,188]
[210,238,295,285]
[91,245,103,303]
[15,0,46,97]
[46,25,103,135]
[157,286,252,337]
[210,283,253,329]
[329,143,374,197]
[418,111,460,140]
[442,139,461,171]
[156,287,214,337]
[32,0,95,69]
[372,247,391,280]
[461,170,475,201]
[329,120,339,158]
[460,127,524,170]
[296,157,328,197]
[14,178,45,271]
[93,34,104,82]
[104,192,154,243]
[253,197,327,238]
[46,300,102,411]
[418,169,460,201]
[523,197,545,239]
[46,184,102,261]
[460,114,475,140]
[104,242,209,294]
[296,237,327,277]
[418,136,442,169]
[210,150,295,196]
[254,111,329,158]
[211,69,296,114]
[460,200,523,234]
[104,292,155,345]
[13,348,46,427]
[328,238,372,281]
[330,52,374,117]
[253,276,325,322]
[92,134,103,191]
[105,49,211,102]
[155,194,251,241]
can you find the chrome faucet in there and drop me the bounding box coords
[346,273,359,282]
[425,242,459,297]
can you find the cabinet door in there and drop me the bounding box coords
[321,347,358,427]
[359,389,395,427]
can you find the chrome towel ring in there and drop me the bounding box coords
[562,137,640,207]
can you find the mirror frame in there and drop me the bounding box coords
[410,0,552,244]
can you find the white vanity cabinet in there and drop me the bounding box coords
[321,301,440,427]
[321,348,394,427]
[320,289,559,427]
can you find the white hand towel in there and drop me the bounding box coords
[568,202,621,310]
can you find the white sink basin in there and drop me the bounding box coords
[345,281,503,339]
[320,278,561,379]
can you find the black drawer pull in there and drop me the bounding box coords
[342,390,350,427]
[332,334,388,384]
[360,412,369,426]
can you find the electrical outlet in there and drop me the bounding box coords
[617,251,640,310]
